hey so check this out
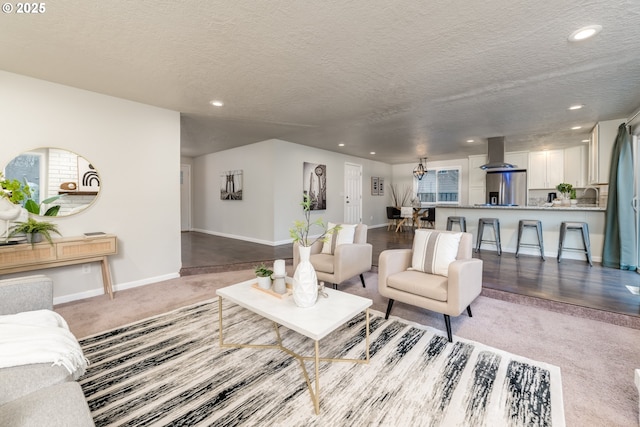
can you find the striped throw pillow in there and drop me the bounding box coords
[410,230,462,277]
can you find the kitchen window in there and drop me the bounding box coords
[415,167,460,204]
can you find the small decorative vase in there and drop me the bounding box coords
[293,245,318,307]
[256,276,271,290]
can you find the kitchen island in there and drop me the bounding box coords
[435,205,606,262]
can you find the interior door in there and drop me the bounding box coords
[344,163,362,224]
[180,164,191,231]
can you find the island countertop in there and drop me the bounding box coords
[434,205,605,261]
[436,204,605,212]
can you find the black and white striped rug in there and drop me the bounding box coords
[79,299,565,426]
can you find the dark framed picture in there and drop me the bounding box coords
[220,170,243,200]
[303,162,326,210]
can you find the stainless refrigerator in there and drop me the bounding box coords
[486,169,527,206]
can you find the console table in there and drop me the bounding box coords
[0,234,117,299]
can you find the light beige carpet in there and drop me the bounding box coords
[56,269,640,426]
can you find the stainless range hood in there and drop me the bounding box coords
[479,136,516,170]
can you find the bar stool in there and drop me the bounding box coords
[557,221,593,266]
[475,218,502,255]
[446,216,467,232]
[516,219,545,260]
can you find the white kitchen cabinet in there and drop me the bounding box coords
[528,150,564,189]
[504,151,528,169]
[564,145,588,188]
[589,118,626,184]
[468,155,486,205]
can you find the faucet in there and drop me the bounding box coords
[582,186,599,204]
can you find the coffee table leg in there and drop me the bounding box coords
[218,297,223,346]
[366,308,370,363]
[314,340,320,414]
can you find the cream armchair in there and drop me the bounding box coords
[293,224,372,290]
[378,231,483,342]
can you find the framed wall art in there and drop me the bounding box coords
[371,177,379,195]
[303,162,326,210]
[220,169,243,200]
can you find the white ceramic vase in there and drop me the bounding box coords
[293,245,318,307]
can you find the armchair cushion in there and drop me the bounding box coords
[387,270,448,302]
[309,253,335,273]
[322,223,356,254]
[410,230,462,277]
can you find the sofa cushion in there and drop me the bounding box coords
[0,363,71,406]
[321,223,356,254]
[387,270,448,302]
[410,230,462,277]
[310,253,335,273]
[0,381,95,427]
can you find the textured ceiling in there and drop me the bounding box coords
[1,1,639,163]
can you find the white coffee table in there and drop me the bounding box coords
[216,278,372,414]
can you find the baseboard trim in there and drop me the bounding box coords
[53,273,181,305]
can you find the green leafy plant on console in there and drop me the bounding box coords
[8,217,61,246]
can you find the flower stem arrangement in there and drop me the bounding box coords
[389,184,412,208]
[8,217,61,245]
[289,193,340,247]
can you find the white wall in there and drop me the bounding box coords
[192,139,392,244]
[0,71,182,303]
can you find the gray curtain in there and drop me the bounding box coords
[602,123,636,269]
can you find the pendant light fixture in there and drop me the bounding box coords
[413,158,427,180]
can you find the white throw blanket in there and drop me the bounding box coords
[0,309,88,379]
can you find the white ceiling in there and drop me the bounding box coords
[2,1,639,163]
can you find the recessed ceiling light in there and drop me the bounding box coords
[568,104,584,110]
[582,139,589,143]
[568,25,602,42]
[210,100,224,107]
[466,139,475,143]
[571,126,582,130]
[370,152,376,155]
[338,143,345,147]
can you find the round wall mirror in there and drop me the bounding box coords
[2,147,100,217]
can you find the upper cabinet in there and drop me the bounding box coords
[468,155,487,205]
[563,145,588,188]
[528,150,564,189]
[589,118,626,184]
[504,151,529,169]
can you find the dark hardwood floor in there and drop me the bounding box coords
[181,227,640,321]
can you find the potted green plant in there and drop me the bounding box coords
[8,217,61,246]
[556,183,573,205]
[254,262,274,290]
[570,188,577,206]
